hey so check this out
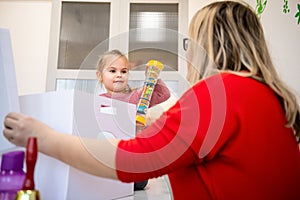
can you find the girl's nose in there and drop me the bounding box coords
[116,71,122,77]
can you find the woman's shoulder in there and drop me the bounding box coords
[188,72,271,102]
[193,72,262,89]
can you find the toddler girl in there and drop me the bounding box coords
[96,49,171,190]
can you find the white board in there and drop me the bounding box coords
[0,28,20,152]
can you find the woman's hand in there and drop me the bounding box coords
[3,112,50,147]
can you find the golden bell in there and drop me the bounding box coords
[15,190,40,200]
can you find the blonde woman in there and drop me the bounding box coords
[4,1,300,199]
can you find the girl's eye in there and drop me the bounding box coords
[109,69,116,73]
[122,70,128,74]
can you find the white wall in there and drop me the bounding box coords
[0,0,299,100]
[0,0,51,95]
[261,1,300,99]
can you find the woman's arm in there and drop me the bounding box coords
[3,112,119,179]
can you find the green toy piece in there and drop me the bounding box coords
[295,4,300,24]
[256,0,268,18]
[283,0,290,14]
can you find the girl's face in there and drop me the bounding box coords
[97,56,129,94]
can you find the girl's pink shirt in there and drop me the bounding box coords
[99,79,170,107]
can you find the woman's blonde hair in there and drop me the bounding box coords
[96,49,132,93]
[187,1,300,139]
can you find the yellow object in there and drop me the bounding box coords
[15,190,41,200]
[136,60,164,127]
[136,115,146,126]
[147,60,164,70]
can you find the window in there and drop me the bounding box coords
[58,2,110,70]
[47,0,188,98]
[129,3,178,71]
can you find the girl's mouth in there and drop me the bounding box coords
[114,80,124,84]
